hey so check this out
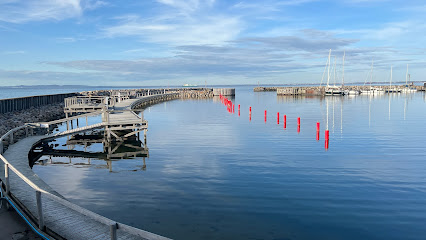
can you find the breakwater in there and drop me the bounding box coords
[0,93,77,114]
[254,87,278,92]
[0,103,65,140]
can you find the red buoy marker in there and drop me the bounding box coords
[283,115,287,129]
[264,110,267,122]
[297,117,301,126]
[277,112,280,124]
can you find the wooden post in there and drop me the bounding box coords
[5,163,10,195]
[36,191,45,230]
[110,223,117,240]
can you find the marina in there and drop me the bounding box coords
[2,0,426,239]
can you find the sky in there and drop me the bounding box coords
[0,0,426,86]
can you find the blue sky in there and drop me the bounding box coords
[0,0,425,86]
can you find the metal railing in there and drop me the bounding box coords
[0,123,170,240]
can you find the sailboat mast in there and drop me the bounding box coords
[370,59,374,86]
[406,64,408,85]
[390,65,393,88]
[327,49,331,87]
[342,51,345,86]
[333,56,336,87]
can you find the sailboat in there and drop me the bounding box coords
[325,49,344,96]
[385,66,401,93]
[402,64,416,93]
[360,60,384,95]
[360,60,373,95]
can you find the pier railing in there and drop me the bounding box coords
[0,122,171,240]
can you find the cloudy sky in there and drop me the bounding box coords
[0,0,425,86]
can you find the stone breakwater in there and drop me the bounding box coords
[0,103,65,142]
[254,87,278,92]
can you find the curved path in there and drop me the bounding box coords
[1,94,179,240]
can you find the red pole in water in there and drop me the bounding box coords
[264,110,267,122]
[233,104,235,113]
[316,131,320,141]
[277,112,280,124]
[283,115,287,129]
[297,125,300,133]
[316,122,320,132]
[325,130,329,140]
[238,104,240,111]
[325,139,329,149]
[297,117,301,126]
[249,106,252,114]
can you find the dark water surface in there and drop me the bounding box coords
[33,86,426,240]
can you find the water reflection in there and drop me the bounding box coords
[33,132,149,172]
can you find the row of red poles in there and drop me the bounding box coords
[219,94,330,149]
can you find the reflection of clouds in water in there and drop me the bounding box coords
[33,157,111,207]
[154,123,240,178]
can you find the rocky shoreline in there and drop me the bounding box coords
[0,103,65,137]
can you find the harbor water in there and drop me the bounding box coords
[32,86,426,240]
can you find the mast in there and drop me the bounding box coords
[406,64,408,85]
[333,56,336,87]
[342,51,345,87]
[370,59,374,86]
[327,49,331,87]
[390,65,393,88]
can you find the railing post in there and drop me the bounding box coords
[5,163,10,195]
[110,223,117,240]
[36,191,45,230]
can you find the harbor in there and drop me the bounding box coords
[2,0,426,239]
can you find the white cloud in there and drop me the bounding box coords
[103,14,242,46]
[0,0,105,23]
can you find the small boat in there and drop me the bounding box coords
[326,86,345,95]
[348,90,361,95]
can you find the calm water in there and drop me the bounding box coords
[33,86,426,240]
